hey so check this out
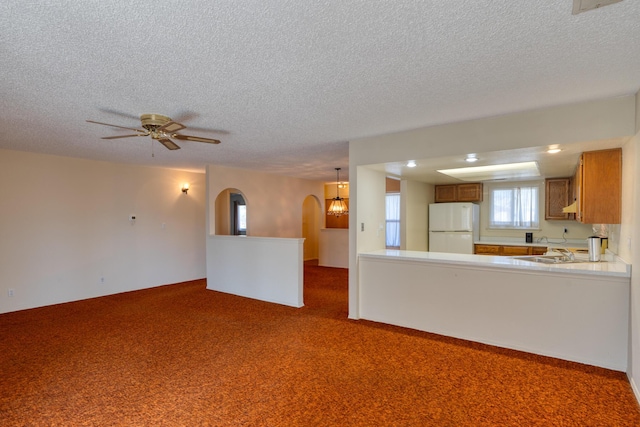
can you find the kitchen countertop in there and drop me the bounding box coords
[359,249,630,278]
[474,238,588,249]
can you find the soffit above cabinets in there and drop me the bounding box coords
[370,137,629,185]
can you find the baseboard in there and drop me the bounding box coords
[629,373,640,406]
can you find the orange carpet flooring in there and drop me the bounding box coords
[2,263,640,426]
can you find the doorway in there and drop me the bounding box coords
[302,195,321,262]
[214,188,248,236]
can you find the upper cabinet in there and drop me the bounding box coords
[572,148,622,224]
[435,183,483,203]
[545,178,573,220]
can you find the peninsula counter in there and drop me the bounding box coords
[358,249,630,371]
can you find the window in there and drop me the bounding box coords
[489,184,539,229]
[385,193,400,248]
[230,192,247,235]
[237,205,246,232]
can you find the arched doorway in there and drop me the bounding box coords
[214,188,248,236]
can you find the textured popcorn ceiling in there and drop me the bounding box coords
[1,1,639,182]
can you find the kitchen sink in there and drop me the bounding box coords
[512,255,586,264]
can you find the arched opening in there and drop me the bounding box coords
[214,188,248,236]
[302,195,321,263]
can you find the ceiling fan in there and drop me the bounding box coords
[86,113,221,150]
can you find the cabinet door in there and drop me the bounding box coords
[474,244,500,255]
[580,148,621,224]
[457,183,483,202]
[501,246,531,256]
[531,246,547,255]
[435,185,457,203]
[545,178,572,220]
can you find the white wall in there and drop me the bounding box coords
[619,139,637,263]
[354,167,387,253]
[205,165,324,307]
[401,180,431,251]
[347,166,386,318]
[351,95,636,166]
[628,90,640,400]
[206,164,324,238]
[319,228,349,268]
[0,149,206,314]
[359,254,629,371]
[206,235,304,307]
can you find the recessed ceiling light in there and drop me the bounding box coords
[437,161,540,182]
[406,160,417,168]
[547,147,562,154]
[465,154,478,163]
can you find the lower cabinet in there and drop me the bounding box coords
[474,244,547,256]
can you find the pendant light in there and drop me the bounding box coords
[327,167,348,217]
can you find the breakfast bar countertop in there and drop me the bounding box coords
[359,249,631,278]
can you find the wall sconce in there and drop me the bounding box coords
[182,183,190,194]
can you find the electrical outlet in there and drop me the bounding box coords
[8,289,15,297]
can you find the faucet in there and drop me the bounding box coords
[555,248,575,261]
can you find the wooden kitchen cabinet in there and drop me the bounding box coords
[573,148,621,224]
[434,185,457,203]
[457,183,483,202]
[545,178,573,220]
[474,244,501,255]
[531,246,547,255]
[474,244,547,256]
[434,183,483,203]
[501,246,532,256]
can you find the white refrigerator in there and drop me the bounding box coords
[428,202,479,254]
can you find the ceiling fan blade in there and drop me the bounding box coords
[97,109,140,121]
[157,138,181,150]
[159,121,186,133]
[102,134,149,139]
[171,111,200,123]
[171,134,221,144]
[86,120,145,133]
